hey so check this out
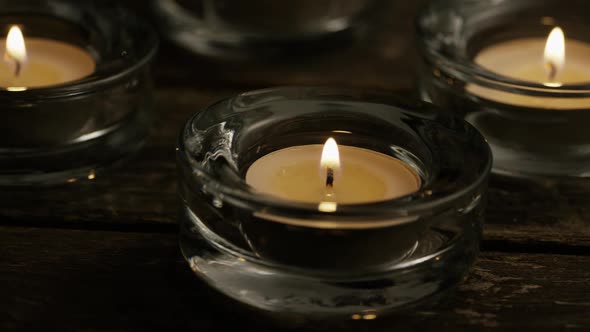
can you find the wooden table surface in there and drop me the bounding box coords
[2,2,589,331]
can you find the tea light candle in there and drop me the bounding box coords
[178,86,492,309]
[467,26,590,109]
[246,138,421,208]
[0,25,95,90]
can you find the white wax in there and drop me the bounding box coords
[467,38,590,110]
[245,144,421,204]
[0,38,95,89]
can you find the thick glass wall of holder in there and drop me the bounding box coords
[418,0,590,180]
[151,0,381,58]
[0,0,158,185]
[177,87,492,317]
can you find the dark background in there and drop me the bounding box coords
[2,1,589,331]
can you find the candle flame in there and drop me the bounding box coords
[5,26,27,77]
[319,138,340,211]
[544,26,565,82]
[320,137,341,182]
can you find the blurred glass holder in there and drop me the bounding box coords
[176,87,492,317]
[418,0,590,181]
[0,1,158,185]
[151,0,378,58]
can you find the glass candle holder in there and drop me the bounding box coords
[418,0,590,180]
[0,0,158,185]
[151,0,378,58]
[177,87,492,317]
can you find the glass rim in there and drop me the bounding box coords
[417,0,590,97]
[178,86,492,224]
[0,4,159,99]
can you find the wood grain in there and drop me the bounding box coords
[0,88,588,251]
[1,226,589,332]
[1,1,589,330]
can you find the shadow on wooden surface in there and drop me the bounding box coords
[2,226,589,332]
[1,1,589,331]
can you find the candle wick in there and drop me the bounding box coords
[326,167,334,188]
[14,60,21,77]
[546,61,557,81]
[324,167,336,202]
[4,53,22,77]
